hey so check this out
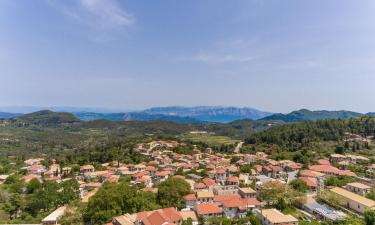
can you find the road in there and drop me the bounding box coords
[234,141,244,153]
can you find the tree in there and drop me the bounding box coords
[289,179,309,193]
[181,218,193,225]
[157,178,191,208]
[366,189,375,201]
[59,204,84,225]
[276,197,287,211]
[259,181,305,207]
[26,178,41,194]
[364,210,375,225]
[58,179,80,205]
[84,181,159,225]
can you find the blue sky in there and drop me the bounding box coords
[1,0,375,113]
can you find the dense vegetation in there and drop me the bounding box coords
[244,117,375,161]
[0,176,79,223]
[260,109,364,122]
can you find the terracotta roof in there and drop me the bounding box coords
[135,208,182,225]
[214,194,241,203]
[299,170,324,178]
[318,159,331,165]
[309,165,356,177]
[202,177,216,186]
[271,165,283,172]
[216,168,226,174]
[255,165,262,172]
[146,166,157,172]
[155,171,170,177]
[173,175,185,179]
[222,198,261,209]
[299,177,317,187]
[196,203,222,215]
[184,194,197,201]
[226,176,239,183]
[194,182,207,189]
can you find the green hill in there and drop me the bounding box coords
[17,110,80,125]
[260,109,363,122]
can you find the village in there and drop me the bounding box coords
[1,139,374,225]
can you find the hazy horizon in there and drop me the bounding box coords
[1,0,375,113]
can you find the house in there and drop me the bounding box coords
[256,208,298,225]
[330,187,375,214]
[61,167,72,176]
[214,168,227,185]
[222,198,261,218]
[299,170,324,178]
[0,174,9,184]
[303,203,346,222]
[184,194,197,208]
[299,177,317,191]
[238,187,256,199]
[213,185,238,195]
[214,194,241,206]
[180,210,198,225]
[41,206,66,225]
[346,182,372,196]
[195,203,223,219]
[366,164,375,178]
[329,154,346,163]
[193,182,207,191]
[263,166,284,179]
[202,177,216,191]
[28,163,46,175]
[113,207,183,225]
[154,171,170,183]
[80,165,95,175]
[196,191,214,203]
[226,176,239,185]
[309,165,356,177]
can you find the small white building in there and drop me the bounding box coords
[42,206,66,225]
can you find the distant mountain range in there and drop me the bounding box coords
[0,112,22,119]
[1,106,374,124]
[141,106,273,123]
[260,109,370,122]
[73,106,274,123]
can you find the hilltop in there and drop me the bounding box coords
[260,109,364,123]
[16,110,80,125]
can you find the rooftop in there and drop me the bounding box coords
[330,187,375,207]
[261,208,298,224]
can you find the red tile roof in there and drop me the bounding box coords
[299,177,317,187]
[318,159,331,165]
[196,203,223,215]
[194,182,207,189]
[309,165,356,177]
[214,194,241,203]
[135,208,182,225]
[226,176,239,183]
[155,171,170,177]
[184,194,197,201]
[202,177,216,186]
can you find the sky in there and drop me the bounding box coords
[1,0,375,113]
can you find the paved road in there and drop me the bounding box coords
[234,141,244,153]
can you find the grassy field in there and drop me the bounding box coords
[183,133,239,146]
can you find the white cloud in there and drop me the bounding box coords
[47,0,134,31]
[190,53,256,64]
